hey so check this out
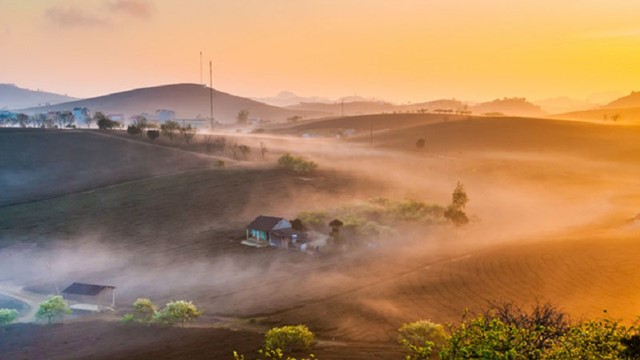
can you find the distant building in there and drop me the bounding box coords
[244,215,306,250]
[62,282,116,313]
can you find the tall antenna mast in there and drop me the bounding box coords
[210,60,214,128]
[199,51,203,85]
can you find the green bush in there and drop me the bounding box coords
[147,129,160,140]
[278,153,318,174]
[264,325,315,353]
[154,300,201,326]
[398,320,447,360]
[133,298,157,323]
[35,295,71,324]
[0,308,19,326]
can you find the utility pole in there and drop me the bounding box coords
[341,99,344,117]
[209,60,214,128]
[370,119,373,146]
[199,51,203,85]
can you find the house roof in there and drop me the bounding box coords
[62,282,115,296]
[247,215,286,232]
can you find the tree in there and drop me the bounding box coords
[290,218,307,231]
[131,115,149,129]
[329,219,344,238]
[96,112,120,130]
[444,181,469,226]
[398,320,447,360]
[238,144,251,158]
[416,138,426,149]
[236,109,249,125]
[0,308,19,326]
[153,300,201,326]
[180,124,197,144]
[147,129,160,140]
[16,113,30,128]
[35,295,71,324]
[264,325,314,353]
[160,121,180,142]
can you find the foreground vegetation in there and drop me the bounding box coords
[123,298,201,327]
[400,301,640,360]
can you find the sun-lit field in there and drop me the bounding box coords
[2,112,640,358]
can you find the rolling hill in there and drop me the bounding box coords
[605,91,640,109]
[0,84,77,110]
[20,84,320,123]
[471,97,545,117]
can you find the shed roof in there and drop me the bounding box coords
[62,282,115,296]
[247,216,286,232]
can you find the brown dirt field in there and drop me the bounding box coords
[0,128,216,206]
[3,116,640,358]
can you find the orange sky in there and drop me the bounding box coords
[1,0,640,102]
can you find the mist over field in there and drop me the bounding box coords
[3,1,640,358]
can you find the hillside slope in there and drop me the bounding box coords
[20,84,318,123]
[0,84,77,110]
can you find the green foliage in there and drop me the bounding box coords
[153,300,201,326]
[439,314,531,360]
[278,153,318,174]
[121,313,135,324]
[95,112,121,130]
[264,325,315,353]
[132,298,157,323]
[0,308,19,326]
[444,182,470,226]
[35,295,71,324]
[438,303,640,360]
[297,211,328,230]
[398,320,447,360]
[546,318,631,359]
[147,129,160,140]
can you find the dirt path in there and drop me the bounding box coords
[0,283,45,322]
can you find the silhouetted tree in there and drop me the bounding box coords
[236,109,249,125]
[416,138,426,149]
[444,181,469,226]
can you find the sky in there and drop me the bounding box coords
[1,0,640,103]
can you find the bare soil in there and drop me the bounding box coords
[2,116,640,358]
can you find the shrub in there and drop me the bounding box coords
[416,138,426,148]
[35,295,71,324]
[264,325,315,353]
[127,125,142,135]
[121,313,135,324]
[132,298,157,323]
[0,308,19,326]
[214,160,226,168]
[278,153,318,174]
[147,129,160,140]
[398,320,447,360]
[154,300,201,326]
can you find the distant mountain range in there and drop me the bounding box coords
[20,84,320,123]
[0,84,77,110]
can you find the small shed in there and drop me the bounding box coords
[62,282,115,312]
